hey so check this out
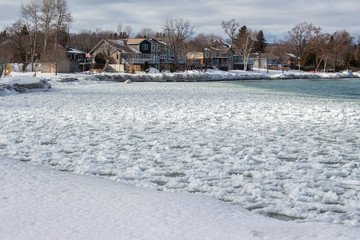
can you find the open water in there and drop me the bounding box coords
[236,78,360,100]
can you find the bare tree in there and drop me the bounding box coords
[21,0,41,71]
[307,27,322,70]
[39,0,56,51]
[70,30,100,52]
[221,19,240,44]
[268,40,290,72]
[307,29,332,71]
[53,0,72,51]
[189,33,221,71]
[136,27,155,38]
[6,21,30,67]
[329,30,353,71]
[115,23,133,39]
[124,25,133,38]
[117,23,123,36]
[286,22,316,70]
[320,33,333,71]
[234,26,256,71]
[0,31,14,64]
[162,17,194,70]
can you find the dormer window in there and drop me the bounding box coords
[142,44,148,51]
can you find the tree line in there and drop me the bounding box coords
[1,0,359,72]
[0,0,72,71]
[221,20,360,72]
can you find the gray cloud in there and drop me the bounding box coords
[1,0,359,41]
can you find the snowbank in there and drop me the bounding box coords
[6,69,360,84]
[93,69,360,82]
[1,158,359,240]
[0,76,51,95]
[271,70,359,80]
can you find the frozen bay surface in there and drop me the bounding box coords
[1,79,359,226]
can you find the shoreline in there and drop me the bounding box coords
[92,70,360,82]
[1,70,359,94]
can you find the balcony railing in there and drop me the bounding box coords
[77,59,93,64]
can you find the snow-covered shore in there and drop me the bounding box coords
[2,157,360,240]
[2,69,359,92]
[64,69,360,82]
[0,76,51,95]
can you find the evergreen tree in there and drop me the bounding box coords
[143,61,149,71]
[237,25,248,39]
[254,30,267,53]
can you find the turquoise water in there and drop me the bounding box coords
[235,79,360,100]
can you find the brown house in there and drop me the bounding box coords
[89,39,140,72]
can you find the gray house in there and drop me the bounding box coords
[126,38,172,70]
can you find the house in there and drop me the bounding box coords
[41,60,70,74]
[126,38,172,71]
[208,40,234,71]
[186,40,235,71]
[89,39,140,72]
[186,52,204,70]
[231,47,255,71]
[89,38,172,72]
[41,46,92,73]
[66,47,92,72]
[186,37,257,71]
[210,47,235,71]
[250,52,280,69]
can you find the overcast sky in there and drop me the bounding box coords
[1,0,359,42]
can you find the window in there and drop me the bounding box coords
[157,45,161,51]
[142,44,149,51]
[160,54,167,60]
[151,45,155,51]
[152,54,155,61]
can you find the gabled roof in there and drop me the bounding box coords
[219,47,233,55]
[212,39,232,49]
[107,39,127,48]
[89,39,139,55]
[207,46,234,58]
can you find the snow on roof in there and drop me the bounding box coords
[213,39,232,48]
[128,46,141,54]
[66,47,86,55]
[107,39,126,46]
[286,53,297,59]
